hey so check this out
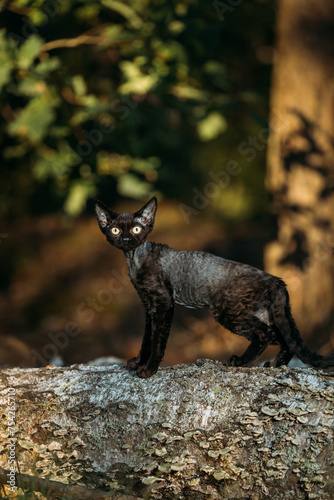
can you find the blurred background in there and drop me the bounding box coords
[0,0,333,368]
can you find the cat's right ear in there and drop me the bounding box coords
[135,196,157,229]
[94,200,117,233]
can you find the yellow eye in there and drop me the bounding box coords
[111,227,121,235]
[132,226,142,234]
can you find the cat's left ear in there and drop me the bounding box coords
[94,200,117,233]
[135,196,157,228]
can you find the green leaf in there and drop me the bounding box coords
[72,75,87,97]
[132,157,161,173]
[119,61,159,95]
[117,173,152,199]
[204,60,230,91]
[64,180,96,216]
[8,97,55,143]
[0,30,14,91]
[29,9,48,26]
[17,36,43,70]
[0,61,12,92]
[75,4,101,21]
[172,83,208,101]
[33,141,80,180]
[35,57,60,76]
[17,76,47,97]
[101,0,143,29]
[197,111,228,141]
[168,20,185,35]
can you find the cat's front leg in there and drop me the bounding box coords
[136,296,174,378]
[126,357,141,371]
[127,310,152,371]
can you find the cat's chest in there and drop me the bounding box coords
[126,252,143,282]
[125,243,157,285]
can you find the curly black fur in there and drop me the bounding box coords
[94,197,334,378]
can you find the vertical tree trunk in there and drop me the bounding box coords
[265,0,334,348]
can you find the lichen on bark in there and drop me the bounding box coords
[0,360,333,499]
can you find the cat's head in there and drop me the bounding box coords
[94,197,157,251]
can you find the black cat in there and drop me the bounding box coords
[94,196,334,378]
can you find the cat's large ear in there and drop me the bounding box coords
[94,200,117,233]
[135,196,157,228]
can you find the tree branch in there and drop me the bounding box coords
[0,361,333,499]
[40,34,127,52]
[3,1,32,16]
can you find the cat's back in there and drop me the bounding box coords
[132,242,277,309]
[159,245,228,280]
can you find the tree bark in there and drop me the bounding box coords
[0,361,334,499]
[264,0,334,346]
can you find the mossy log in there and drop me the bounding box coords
[0,360,333,499]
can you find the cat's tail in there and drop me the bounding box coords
[269,281,334,368]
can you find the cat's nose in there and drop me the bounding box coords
[123,237,131,241]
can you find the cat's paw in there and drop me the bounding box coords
[227,355,243,367]
[136,365,157,379]
[127,357,140,371]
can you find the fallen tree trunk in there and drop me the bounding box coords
[0,360,333,499]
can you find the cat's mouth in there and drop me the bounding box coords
[118,239,141,250]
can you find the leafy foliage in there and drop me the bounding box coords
[0,0,274,220]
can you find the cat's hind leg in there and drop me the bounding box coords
[228,335,269,367]
[264,347,294,368]
[212,311,273,366]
